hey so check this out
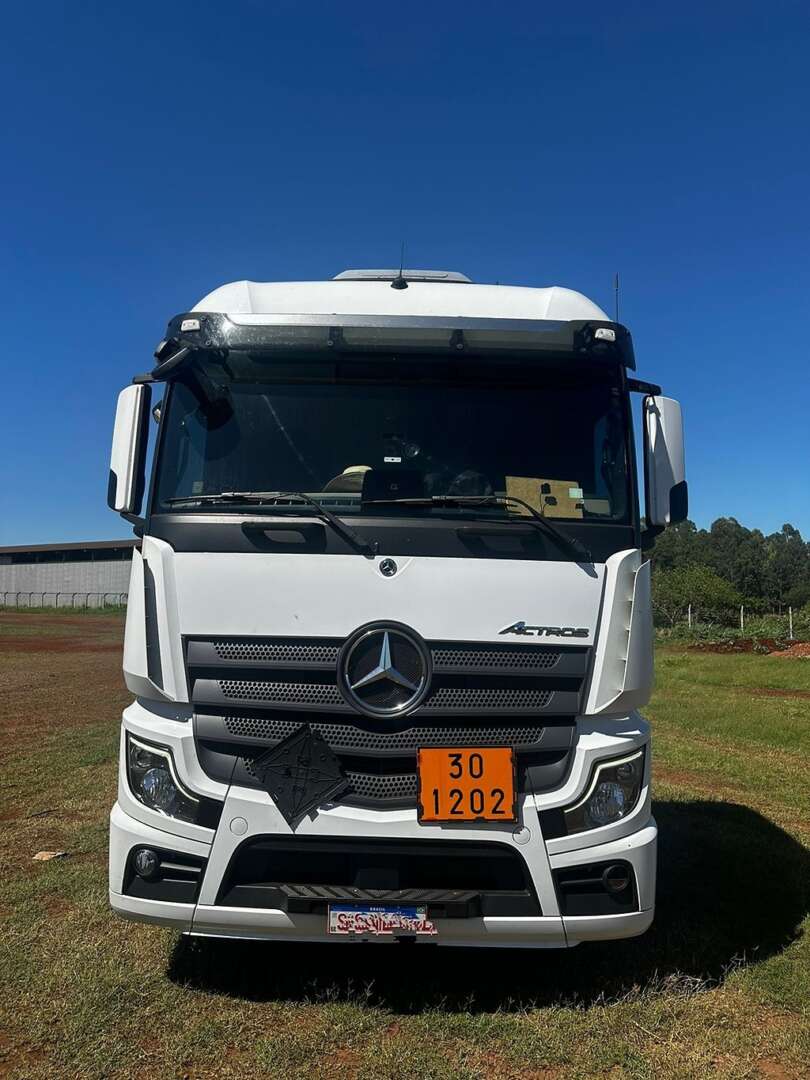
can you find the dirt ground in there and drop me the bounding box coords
[687,637,791,654]
[0,612,128,757]
[2,611,808,1080]
[776,641,810,659]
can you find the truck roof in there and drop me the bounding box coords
[191,274,609,323]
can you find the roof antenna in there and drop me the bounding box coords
[613,271,620,323]
[391,242,408,290]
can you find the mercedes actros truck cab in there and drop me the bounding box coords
[107,268,686,947]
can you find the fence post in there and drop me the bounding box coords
[789,606,794,640]
[687,603,692,629]
[740,604,744,632]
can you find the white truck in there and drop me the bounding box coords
[107,268,686,947]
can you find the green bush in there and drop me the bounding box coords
[652,566,743,627]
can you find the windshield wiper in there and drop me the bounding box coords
[363,494,592,561]
[166,491,378,558]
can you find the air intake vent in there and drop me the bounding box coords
[142,560,162,689]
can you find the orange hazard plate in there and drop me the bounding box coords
[417,747,516,823]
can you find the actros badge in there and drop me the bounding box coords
[499,621,589,639]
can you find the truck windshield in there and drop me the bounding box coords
[152,353,631,523]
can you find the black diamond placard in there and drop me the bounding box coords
[250,724,351,826]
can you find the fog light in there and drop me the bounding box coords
[602,863,631,894]
[133,848,160,880]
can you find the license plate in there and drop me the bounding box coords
[328,904,437,935]
[417,746,516,822]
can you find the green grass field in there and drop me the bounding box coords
[1,614,808,1079]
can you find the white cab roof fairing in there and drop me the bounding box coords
[191,280,609,324]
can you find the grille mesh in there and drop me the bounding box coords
[242,756,417,804]
[344,770,417,802]
[431,646,560,671]
[422,687,552,710]
[224,715,548,751]
[203,638,564,672]
[219,680,343,705]
[216,681,552,711]
[213,641,339,664]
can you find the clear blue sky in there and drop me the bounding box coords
[1,1,808,545]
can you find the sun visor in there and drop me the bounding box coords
[150,313,635,380]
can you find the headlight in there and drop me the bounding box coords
[563,749,645,834]
[126,735,199,823]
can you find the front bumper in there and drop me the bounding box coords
[111,701,656,948]
[109,800,657,949]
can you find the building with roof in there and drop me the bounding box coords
[0,540,137,606]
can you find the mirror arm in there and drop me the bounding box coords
[627,377,662,395]
[151,343,192,380]
[640,524,664,550]
[121,512,145,537]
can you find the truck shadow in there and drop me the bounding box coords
[168,800,808,1013]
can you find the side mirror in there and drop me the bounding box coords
[643,395,687,526]
[107,384,151,515]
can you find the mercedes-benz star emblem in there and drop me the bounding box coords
[338,623,432,718]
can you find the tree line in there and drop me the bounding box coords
[649,518,810,627]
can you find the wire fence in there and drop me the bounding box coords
[0,591,128,609]
[684,603,799,638]
[655,602,810,643]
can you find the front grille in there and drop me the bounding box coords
[213,640,340,665]
[431,645,561,672]
[214,679,552,713]
[188,632,589,808]
[242,752,420,803]
[219,679,343,706]
[218,711,574,808]
[343,769,417,803]
[223,715,549,752]
[421,687,552,711]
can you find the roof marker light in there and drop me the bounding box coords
[594,327,616,343]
